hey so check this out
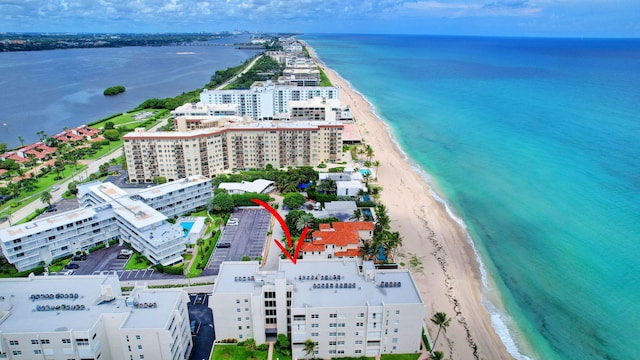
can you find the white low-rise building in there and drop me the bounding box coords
[0,176,212,271]
[217,179,275,195]
[0,274,192,360]
[210,259,425,358]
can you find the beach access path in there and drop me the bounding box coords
[305,43,514,360]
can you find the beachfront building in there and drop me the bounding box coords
[319,167,367,197]
[300,221,374,260]
[123,119,343,183]
[199,80,340,120]
[0,274,192,360]
[0,177,211,271]
[210,259,425,358]
[290,97,353,122]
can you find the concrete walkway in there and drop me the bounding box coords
[266,341,274,360]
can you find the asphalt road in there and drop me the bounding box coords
[188,293,215,360]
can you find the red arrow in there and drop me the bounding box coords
[251,198,308,264]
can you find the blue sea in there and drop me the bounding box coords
[304,34,640,360]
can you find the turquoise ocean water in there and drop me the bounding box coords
[304,34,640,360]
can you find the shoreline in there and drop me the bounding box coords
[305,42,516,359]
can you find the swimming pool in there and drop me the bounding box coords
[362,208,374,221]
[180,221,194,238]
[362,195,371,202]
[360,169,371,176]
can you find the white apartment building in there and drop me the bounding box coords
[0,274,192,360]
[290,97,353,122]
[0,177,211,271]
[210,260,425,359]
[199,80,339,120]
[123,120,343,183]
[170,102,239,118]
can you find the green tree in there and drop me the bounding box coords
[430,312,452,354]
[209,192,234,213]
[283,192,305,209]
[350,208,362,221]
[275,334,291,356]
[0,143,7,153]
[244,338,256,358]
[17,135,24,147]
[432,351,445,360]
[303,338,316,359]
[103,129,120,141]
[104,121,115,130]
[36,130,47,142]
[40,191,52,207]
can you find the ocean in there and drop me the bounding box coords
[303,34,640,360]
[0,35,259,148]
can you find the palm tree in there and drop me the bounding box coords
[296,213,315,233]
[350,208,362,221]
[357,147,366,164]
[303,338,316,359]
[430,312,451,354]
[432,350,445,360]
[40,191,52,208]
[372,160,381,180]
[359,240,376,261]
[17,135,24,147]
[365,144,374,162]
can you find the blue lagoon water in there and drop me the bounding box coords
[304,34,640,359]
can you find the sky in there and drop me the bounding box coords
[0,0,639,37]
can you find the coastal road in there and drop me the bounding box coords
[0,148,123,229]
[214,54,263,90]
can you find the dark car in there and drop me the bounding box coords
[216,242,231,248]
[194,293,206,305]
[65,263,80,269]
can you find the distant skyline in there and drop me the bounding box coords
[1,0,639,38]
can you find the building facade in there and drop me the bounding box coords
[123,120,343,183]
[210,260,425,359]
[0,274,192,360]
[199,81,340,120]
[300,221,374,260]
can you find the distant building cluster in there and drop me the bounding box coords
[0,176,211,271]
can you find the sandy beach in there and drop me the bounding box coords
[306,44,514,360]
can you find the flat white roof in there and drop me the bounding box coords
[214,260,423,308]
[136,175,210,200]
[110,196,166,229]
[0,207,98,241]
[218,179,274,194]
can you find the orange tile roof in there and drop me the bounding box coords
[309,221,374,247]
[319,223,331,230]
[300,242,325,252]
[334,248,361,257]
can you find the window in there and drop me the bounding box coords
[392,338,398,343]
[41,339,50,344]
[356,322,363,327]
[357,313,365,318]
[311,332,319,337]
[135,335,141,340]
[9,341,19,346]
[137,345,142,350]
[355,340,363,345]
[311,323,319,328]
[62,339,71,344]
[76,339,89,346]
[394,328,398,333]
[355,350,362,354]
[31,340,39,344]
[311,314,319,319]
[140,356,145,359]
[34,350,42,355]
[395,310,400,315]
[329,313,337,318]
[236,308,241,312]
[12,351,21,356]
[236,299,240,304]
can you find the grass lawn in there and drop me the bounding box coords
[48,258,71,273]
[124,253,152,270]
[380,354,421,360]
[187,231,220,278]
[211,344,268,360]
[83,141,122,160]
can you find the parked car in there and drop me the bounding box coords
[194,293,205,305]
[65,263,80,269]
[216,242,231,248]
[72,254,87,261]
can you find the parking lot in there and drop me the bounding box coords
[63,244,182,281]
[188,293,215,360]
[206,208,271,275]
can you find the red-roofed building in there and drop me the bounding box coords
[300,221,374,260]
[53,125,101,144]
